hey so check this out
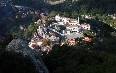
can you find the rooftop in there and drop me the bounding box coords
[66,33,83,39]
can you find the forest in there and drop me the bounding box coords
[42,39,116,73]
[51,0,116,15]
[0,0,116,73]
[0,49,37,73]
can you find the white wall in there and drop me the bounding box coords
[81,24,90,30]
[55,15,61,21]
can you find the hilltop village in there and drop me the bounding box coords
[28,14,92,54]
[1,0,116,73]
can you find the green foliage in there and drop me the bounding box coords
[71,11,79,18]
[51,0,116,15]
[32,14,38,22]
[83,30,96,37]
[97,37,116,53]
[12,0,45,8]
[48,11,57,18]
[95,15,116,28]
[0,35,13,49]
[48,0,58,2]
[59,25,66,30]
[10,27,20,37]
[0,50,37,73]
[42,44,116,73]
[42,39,51,46]
[28,24,35,33]
[79,5,88,14]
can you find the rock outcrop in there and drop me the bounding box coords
[6,38,49,73]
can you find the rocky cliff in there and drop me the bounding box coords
[6,38,49,73]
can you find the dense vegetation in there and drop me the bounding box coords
[51,0,116,14]
[42,40,116,73]
[48,0,58,2]
[49,0,116,27]
[0,49,37,73]
[0,0,116,73]
[0,35,13,49]
[73,0,116,14]
[0,36,37,73]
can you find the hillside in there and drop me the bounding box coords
[0,49,37,73]
[51,0,116,14]
[42,44,116,73]
[0,0,116,73]
[77,0,116,14]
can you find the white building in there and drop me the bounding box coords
[81,23,90,30]
[66,25,80,34]
[55,14,80,25]
[28,38,43,49]
[55,14,91,34]
[55,14,61,22]
[68,17,80,25]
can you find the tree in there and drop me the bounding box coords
[0,35,13,49]
[83,29,96,37]
[0,50,37,73]
[42,39,51,46]
[28,24,35,33]
[42,44,116,73]
[48,11,57,18]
